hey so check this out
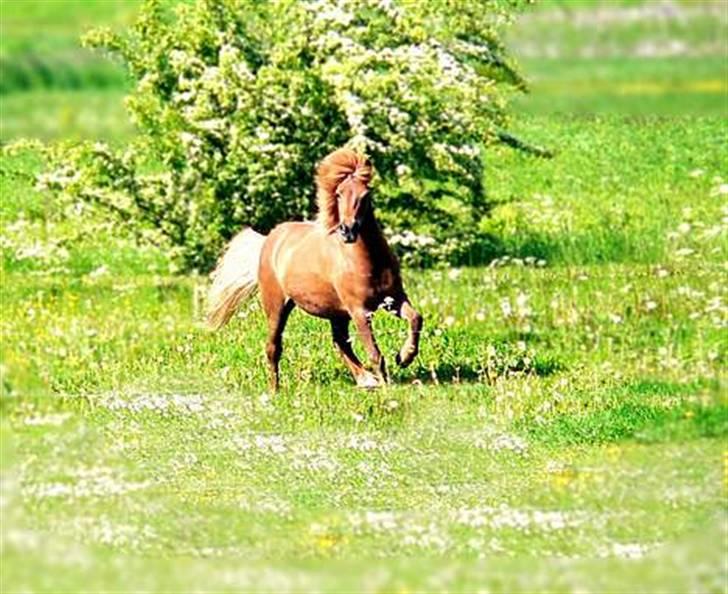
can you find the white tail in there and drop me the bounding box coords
[207,228,266,330]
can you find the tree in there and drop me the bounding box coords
[40,0,532,270]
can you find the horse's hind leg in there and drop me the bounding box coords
[330,317,379,389]
[261,284,294,392]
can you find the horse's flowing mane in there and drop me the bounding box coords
[315,148,372,229]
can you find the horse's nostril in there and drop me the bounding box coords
[338,223,358,243]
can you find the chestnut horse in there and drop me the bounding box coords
[207,147,423,390]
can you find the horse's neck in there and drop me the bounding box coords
[354,210,395,267]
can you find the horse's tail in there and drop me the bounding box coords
[207,228,266,330]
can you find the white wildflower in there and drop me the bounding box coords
[500,298,513,318]
[88,265,109,279]
[607,542,652,559]
[675,248,695,258]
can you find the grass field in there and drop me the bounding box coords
[1,1,727,592]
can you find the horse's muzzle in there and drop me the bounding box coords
[338,222,359,243]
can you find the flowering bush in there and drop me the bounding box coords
[40,0,530,271]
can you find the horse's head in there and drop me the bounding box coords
[336,174,370,243]
[315,147,373,242]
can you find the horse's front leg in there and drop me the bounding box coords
[351,309,388,385]
[330,317,380,389]
[393,297,423,368]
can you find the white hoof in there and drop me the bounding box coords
[356,372,381,389]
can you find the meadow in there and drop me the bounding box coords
[1,1,727,592]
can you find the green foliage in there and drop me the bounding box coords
[37,0,528,270]
[6,112,726,277]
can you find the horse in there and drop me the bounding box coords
[207,147,423,391]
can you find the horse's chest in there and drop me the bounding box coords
[343,264,397,306]
[371,267,396,295]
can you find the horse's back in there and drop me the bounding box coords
[263,221,320,269]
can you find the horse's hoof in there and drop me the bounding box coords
[356,372,381,389]
[396,349,416,368]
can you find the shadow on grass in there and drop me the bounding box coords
[518,380,727,446]
[403,354,564,385]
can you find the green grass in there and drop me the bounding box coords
[513,57,728,116]
[506,0,727,117]
[2,0,728,592]
[482,113,728,264]
[0,0,138,94]
[1,249,725,590]
[0,0,140,55]
[0,89,131,142]
[507,0,726,61]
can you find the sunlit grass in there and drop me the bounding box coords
[1,231,725,589]
[0,89,131,142]
[2,99,726,594]
[1,0,727,591]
